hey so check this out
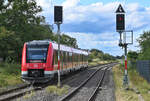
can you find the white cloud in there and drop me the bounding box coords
[125,3,150,30]
[62,2,117,25]
[36,0,150,56]
[62,0,80,9]
[36,0,51,12]
[36,1,150,33]
[64,32,123,56]
[36,0,150,31]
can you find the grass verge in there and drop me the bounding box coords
[128,67,150,101]
[113,64,138,101]
[23,90,35,99]
[113,64,150,101]
[0,62,23,89]
[46,85,70,96]
[88,58,116,66]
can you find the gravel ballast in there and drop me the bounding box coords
[95,68,116,101]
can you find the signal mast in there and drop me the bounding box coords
[116,4,133,88]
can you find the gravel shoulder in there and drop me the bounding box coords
[95,69,115,101]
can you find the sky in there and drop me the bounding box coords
[36,0,150,56]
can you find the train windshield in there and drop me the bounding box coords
[26,45,48,63]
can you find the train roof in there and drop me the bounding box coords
[26,40,88,55]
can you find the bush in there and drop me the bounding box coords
[0,63,21,75]
[0,78,8,87]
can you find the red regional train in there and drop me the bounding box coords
[21,40,88,83]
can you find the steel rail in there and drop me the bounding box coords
[0,87,41,101]
[0,84,30,96]
[87,66,109,101]
[60,65,107,101]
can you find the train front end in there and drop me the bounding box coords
[21,41,54,83]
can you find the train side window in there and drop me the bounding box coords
[65,52,67,63]
[65,51,67,63]
[75,54,77,62]
[78,54,79,62]
[77,54,79,62]
[60,51,63,62]
[77,54,78,62]
[79,54,80,62]
[53,50,55,64]
[75,54,77,64]
[72,53,74,62]
[76,54,78,62]
[66,52,68,63]
[67,52,69,63]
[54,50,58,65]
[70,53,73,62]
[75,53,77,62]
[80,54,81,62]
[60,51,63,63]
[69,52,72,62]
[83,55,85,62]
[82,54,83,62]
[73,53,75,62]
[52,53,54,66]
[86,55,88,62]
[63,51,66,63]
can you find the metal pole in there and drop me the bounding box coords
[123,44,129,88]
[119,31,122,44]
[57,23,61,87]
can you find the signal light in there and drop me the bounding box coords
[54,6,63,24]
[116,14,125,31]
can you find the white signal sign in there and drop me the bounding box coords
[116,4,125,13]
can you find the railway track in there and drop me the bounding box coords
[88,67,108,101]
[0,69,84,101]
[0,63,116,101]
[0,79,59,101]
[60,64,115,101]
[0,84,33,101]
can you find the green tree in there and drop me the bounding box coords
[0,0,78,62]
[0,0,47,62]
[0,27,16,61]
[0,0,44,31]
[55,34,78,48]
[127,51,138,62]
[137,31,150,60]
[88,49,116,61]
